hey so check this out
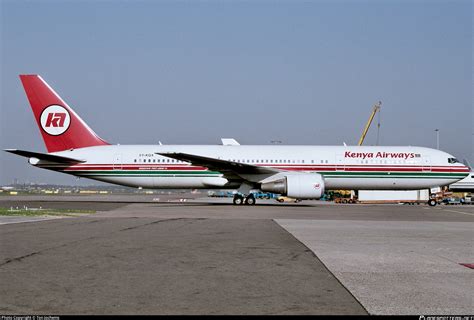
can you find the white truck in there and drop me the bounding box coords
[358,189,430,204]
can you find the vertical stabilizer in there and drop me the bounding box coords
[19,75,109,152]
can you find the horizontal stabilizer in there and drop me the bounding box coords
[4,149,85,163]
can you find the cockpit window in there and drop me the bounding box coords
[448,158,460,164]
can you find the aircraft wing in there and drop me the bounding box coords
[4,149,86,163]
[157,152,279,182]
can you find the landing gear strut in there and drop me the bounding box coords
[233,193,256,205]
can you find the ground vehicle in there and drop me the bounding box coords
[442,197,462,205]
[461,195,472,205]
[276,196,301,203]
[253,192,277,199]
[334,197,358,204]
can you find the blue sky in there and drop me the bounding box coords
[1,0,472,185]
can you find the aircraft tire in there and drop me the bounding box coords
[233,195,244,205]
[245,195,256,205]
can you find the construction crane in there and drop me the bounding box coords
[358,101,381,146]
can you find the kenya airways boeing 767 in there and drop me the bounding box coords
[5,75,470,206]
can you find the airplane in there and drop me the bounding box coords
[449,172,474,192]
[4,75,470,206]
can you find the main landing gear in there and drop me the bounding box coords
[233,193,256,205]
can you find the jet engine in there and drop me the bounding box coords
[260,173,325,199]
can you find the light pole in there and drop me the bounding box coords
[434,129,440,149]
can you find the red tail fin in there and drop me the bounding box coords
[19,75,109,153]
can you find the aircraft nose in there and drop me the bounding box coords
[459,164,471,174]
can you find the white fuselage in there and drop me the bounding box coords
[36,145,469,191]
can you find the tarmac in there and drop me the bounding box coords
[0,195,473,315]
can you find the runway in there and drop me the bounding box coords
[0,196,473,315]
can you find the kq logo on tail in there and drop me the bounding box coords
[40,105,71,136]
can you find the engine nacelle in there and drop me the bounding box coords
[260,173,325,199]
